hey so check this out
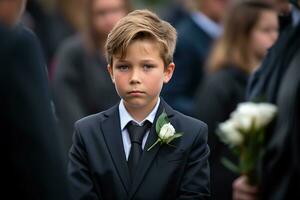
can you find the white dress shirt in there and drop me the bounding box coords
[119,98,160,160]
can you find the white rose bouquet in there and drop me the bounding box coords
[217,102,277,184]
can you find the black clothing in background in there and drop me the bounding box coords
[246,3,300,197]
[0,24,70,200]
[195,66,248,200]
[259,23,300,200]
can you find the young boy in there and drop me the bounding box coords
[68,9,210,200]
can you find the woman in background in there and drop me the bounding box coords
[195,1,279,199]
[52,0,130,150]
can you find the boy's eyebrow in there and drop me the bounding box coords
[140,59,155,62]
[115,59,156,63]
[114,59,129,63]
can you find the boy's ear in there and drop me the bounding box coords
[163,62,175,83]
[107,64,115,83]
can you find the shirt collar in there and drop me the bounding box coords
[191,11,223,39]
[119,98,160,130]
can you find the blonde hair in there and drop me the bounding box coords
[105,9,177,66]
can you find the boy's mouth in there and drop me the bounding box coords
[128,90,145,95]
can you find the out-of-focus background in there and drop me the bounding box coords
[23,0,197,75]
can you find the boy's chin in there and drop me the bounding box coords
[123,97,157,110]
[124,99,147,108]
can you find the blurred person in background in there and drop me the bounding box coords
[19,0,86,75]
[52,0,130,149]
[46,0,86,75]
[195,1,278,199]
[161,0,230,116]
[233,0,300,199]
[161,0,195,27]
[0,0,70,199]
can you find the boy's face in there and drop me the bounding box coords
[108,39,174,113]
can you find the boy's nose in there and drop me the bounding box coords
[129,68,141,84]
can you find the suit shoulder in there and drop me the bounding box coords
[74,112,105,130]
[74,105,117,130]
[14,25,44,56]
[172,110,208,145]
[174,110,207,130]
[15,25,38,43]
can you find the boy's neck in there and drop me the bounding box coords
[124,99,159,122]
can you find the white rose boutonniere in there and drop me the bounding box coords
[147,111,183,151]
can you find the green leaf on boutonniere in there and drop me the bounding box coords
[155,110,169,134]
[166,133,183,144]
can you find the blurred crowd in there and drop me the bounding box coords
[2,0,300,199]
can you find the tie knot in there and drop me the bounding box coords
[127,121,151,144]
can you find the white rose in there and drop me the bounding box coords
[218,120,243,146]
[231,111,253,131]
[255,103,277,128]
[231,102,277,131]
[159,123,175,140]
[231,103,259,130]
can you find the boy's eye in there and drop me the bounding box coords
[116,65,129,71]
[143,64,154,71]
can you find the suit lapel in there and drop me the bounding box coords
[128,99,175,198]
[102,105,131,193]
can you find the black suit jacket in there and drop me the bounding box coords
[195,66,248,200]
[0,24,70,199]
[68,99,210,199]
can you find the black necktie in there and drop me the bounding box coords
[127,121,151,179]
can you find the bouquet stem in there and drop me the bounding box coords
[245,169,258,185]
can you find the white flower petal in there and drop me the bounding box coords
[218,120,243,146]
[159,123,175,140]
[230,102,277,131]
